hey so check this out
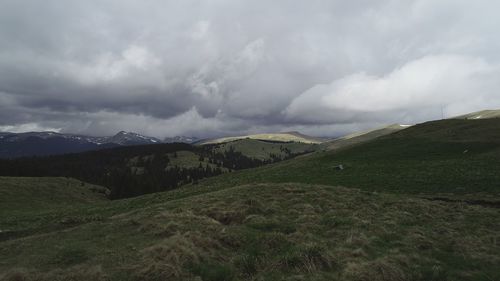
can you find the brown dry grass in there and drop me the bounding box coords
[1,183,499,280]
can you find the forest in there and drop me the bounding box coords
[0,142,310,199]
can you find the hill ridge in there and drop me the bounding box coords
[199,131,327,145]
[451,109,500,119]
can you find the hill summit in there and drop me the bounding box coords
[199,131,327,145]
[452,109,500,120]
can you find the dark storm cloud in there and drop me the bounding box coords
[1,0,500,137]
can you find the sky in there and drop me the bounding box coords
[1,0,499,138]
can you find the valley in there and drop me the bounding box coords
[0,138,320,199]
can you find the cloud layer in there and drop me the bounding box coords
[285,55,500,125]
[1,0,499,137]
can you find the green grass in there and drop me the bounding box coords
[198,119,500,197]
[166,150,223,170]
[1,183,499,280]
[199,131,325,145]
[213,139,317,161]
[326,124,404,150]
[391,118,500,141]
[126,141,317,175]
[0,177,109,242]
[452,109,500,120]
[1,118,500,280]
[0,177,108,217]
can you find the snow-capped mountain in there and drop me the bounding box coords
[163,136,199,144]
[103,131,161,145]
[0,131,162,158]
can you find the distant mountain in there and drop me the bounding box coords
[0,131,161,158]
[104,131,161,146]
[451,109,500,120]
[163,136,199,143]
[199,131,327,145]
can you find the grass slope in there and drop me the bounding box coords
[1,182,499,281]
[0,177,108,217]
[326,124,407,151]
[165,151,222,170]
[0,177,109,243]
[213,139,318,161]
[199,131,326,145]
[2,118,500,280]
[199,119,500,196]
[452,109,500,120]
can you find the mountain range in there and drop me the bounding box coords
[0,131,194,158]
[163,136,200,143]
[2,109,498,159]
[1,108,500,280]
[0,130,321,158]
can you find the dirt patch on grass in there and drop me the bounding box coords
[206,210,246,225]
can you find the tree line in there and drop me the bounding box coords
[0,142,311,199]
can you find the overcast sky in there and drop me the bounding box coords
[1,0,499,138]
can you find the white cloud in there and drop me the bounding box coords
[190,20,211,40]
[1,0,500,137]
[0,123,62,133]
[285,55,500,124]
[74,45,161,83]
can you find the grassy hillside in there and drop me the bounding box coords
[391,118,500,141]
[326,124,407,151]
[0,177,108,217]
[165,150,222,169]
[0,140,319,199]
[453,109,500,120]
[1,182,499,281]
[1,118,500,280]
[0,177,109,243]
[199,119,500,196]
[199,131,326,145]
[212,139,318,161]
